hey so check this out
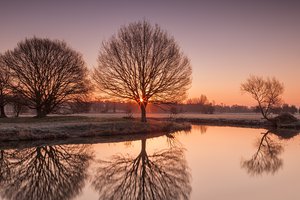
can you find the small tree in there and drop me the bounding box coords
[10,91,28,117]
[68,96,92,114]
[93,21,192,122]
[241,75,284,120]
[2,37,90,118]
[0,56,12,118]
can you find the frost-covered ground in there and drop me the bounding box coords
[1,112,299,141]
[71,112,300,120]
[0,117,191,142]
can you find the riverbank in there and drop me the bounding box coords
[1,113,299,142]
[167,117,300,130]
[0,116,191,142]
[170,117,269,128]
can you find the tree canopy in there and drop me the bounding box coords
[1,37,90,117]
[0,57,11,118]
[93,20,192,122]
[241,75,284,120]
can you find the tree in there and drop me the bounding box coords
[93,21,192,122]
[186,95,208,105]
[185,95,214,114]
[10,91,28,117]
[281,104,298,114]
[241,75,284,120]
[1,37,90,118]
[0,56,12,118]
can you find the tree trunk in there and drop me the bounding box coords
[0,105,7,118]
[140,104,147,122]
[36,107,47,118]
[15,109,20,118]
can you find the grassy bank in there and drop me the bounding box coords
[168,116,300,130]
[0,116,191,142]
[171,117,269,128]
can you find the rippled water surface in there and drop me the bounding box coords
[0,125,300,200]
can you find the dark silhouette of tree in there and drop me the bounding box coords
[0,144,93,200]
[241,75,284,121]
[186,95,208,105]
[185,95,215,114]
[68,96,92,114]
[92,138,191,200]
[241,131,283,176]
[93,20,192,122]
[0,56,12,118]
[9,90,28,117]
[281,104,298,114]
[1,37,91,118]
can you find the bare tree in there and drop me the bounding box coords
[68,100,91,113]
[186,95,208,105]
[0,56,12,118]
[1,37,91,118]
[93,21,192,122]
[241,75,284,120]
[10,96,27,117]
[186,95,214,114]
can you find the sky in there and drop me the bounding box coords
[0,0,299,106]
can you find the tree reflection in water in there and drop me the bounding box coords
[92,137,191,200]
[0,150,12,184]
[241,131,283,176]
[193,125,207,134]
[0,144,93,200]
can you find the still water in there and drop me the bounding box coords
[0,125,300,200]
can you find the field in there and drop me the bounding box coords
[70,112,300,120]
[1,112,299,142]
[0,115,191,142]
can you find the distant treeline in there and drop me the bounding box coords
[4,99,299,116]
[73,101,299,115]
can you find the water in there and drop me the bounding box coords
[0,125,300,200]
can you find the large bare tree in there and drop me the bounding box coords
[1,37,90,117]
[0,56,12,118]
[93,21,192,122]
[241,75,284,121]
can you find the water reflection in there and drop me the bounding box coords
[0,150,12,184]
[0,145,93,200]
[192,125,207,134]
[92,137,191,200]
[241,130,284,176]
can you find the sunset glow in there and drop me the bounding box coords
[0,0,299,106]
[1,2,300,199]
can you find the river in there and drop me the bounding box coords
[0,125,299,200]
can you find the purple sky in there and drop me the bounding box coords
[1,0,300,106]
